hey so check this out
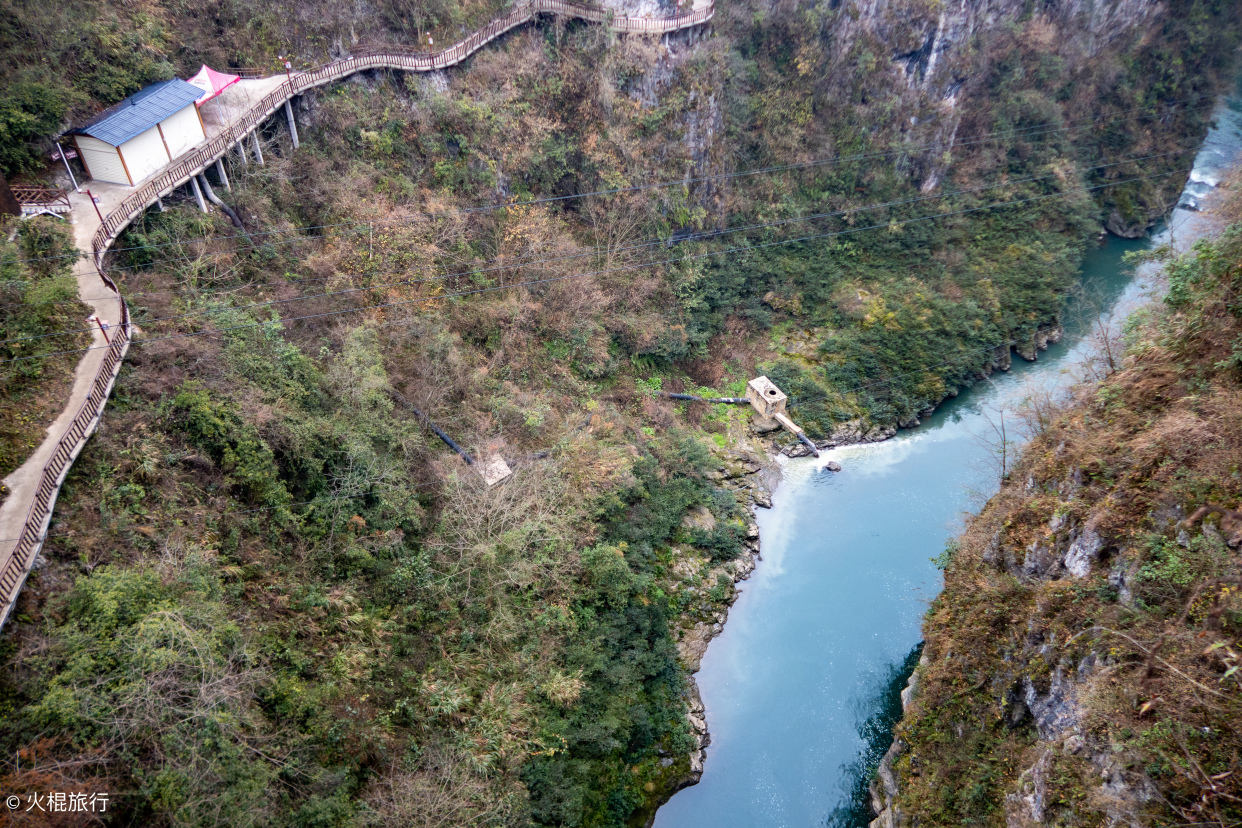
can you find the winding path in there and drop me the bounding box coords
[0,0,713,628]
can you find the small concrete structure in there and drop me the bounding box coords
[746,376,819,457]
[479,454,513,486]
[746,376,787,419]
[69,80,207,186]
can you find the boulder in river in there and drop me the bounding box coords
[1105,207,1148,238]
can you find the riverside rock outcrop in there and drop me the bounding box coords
[869,186,1242,827]
[666,441,771,794]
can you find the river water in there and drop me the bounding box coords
[655,92,1242,828]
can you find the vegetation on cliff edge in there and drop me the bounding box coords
[887,186,1242,826]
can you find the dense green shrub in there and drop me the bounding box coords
[0,83,70,176]
[168,382,292,509]
[0,218,90,473]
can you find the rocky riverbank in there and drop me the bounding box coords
[665,318,1072,802]
[668,440,774,791]
[866,161,1242,828]
[778,322,1065,459]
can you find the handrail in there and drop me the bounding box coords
[88,0,711,265]
[0,295,130,628]
[12,187,72,208]
[3,0,709,629]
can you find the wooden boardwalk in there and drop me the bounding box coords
[0,0,712,629]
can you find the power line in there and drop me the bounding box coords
[786,341,1057,411]
[1,148,1186,348]
[76,101,1204,273]
[0,168,1179,541]
[0,482,447,545]
[0,167,1185,366]
[2,123,1187,313]
[0,399,599,544]
[8,94,1210,268]
[361,169,1185,335]
[4,168,1186,364]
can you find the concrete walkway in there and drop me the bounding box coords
[0,0,714,629]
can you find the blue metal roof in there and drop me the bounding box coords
[70,79,203,147]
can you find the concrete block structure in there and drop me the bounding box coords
[746,376,787,419]
[479,454,513,486]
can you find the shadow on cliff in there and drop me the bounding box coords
[823,644,923,828]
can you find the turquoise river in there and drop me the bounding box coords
[654,89,1242,828]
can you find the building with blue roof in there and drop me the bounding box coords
[68,79,208,186]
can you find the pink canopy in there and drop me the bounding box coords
[187,65,240,106]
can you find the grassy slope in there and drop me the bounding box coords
[0,0,511,177]
[884,193,1242,826]
[0,219,91,478]
[0,2,1238,827]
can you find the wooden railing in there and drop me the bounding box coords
[89,0,712,264]
[12,186,72,209]
[1,0,709,629]
[0,282,130,628]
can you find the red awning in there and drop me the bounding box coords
[187,65,241,106]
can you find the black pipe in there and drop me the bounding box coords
[797,432,820,458]
[197,173,248,235]
[657,392,749,404]
[388,389,474,465]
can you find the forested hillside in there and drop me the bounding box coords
[1,0,1239,825]
[875,183,1242,827]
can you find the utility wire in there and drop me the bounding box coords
[0,482,446,545]
[0,167,1186,366]
[8,94,1211,267]
[1,148,1186,347]
[0,167,1182,539]
[0,294,1121,544]
[2,123,1188,312]
[786,340,1063,411]
[72,101,1206,274]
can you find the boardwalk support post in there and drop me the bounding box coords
[197,174,247,233]
[235,140,248,167]
[155,197,165,212]
[284,100,300,149]
[252,131,265,165]
[189,176,208,213]
[215,159,231,192]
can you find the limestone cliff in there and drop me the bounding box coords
[872,190,1242,826]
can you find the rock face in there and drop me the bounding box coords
[869,655,928,828]
[813,0,1162,193]
[1106,207,1148,238]
[1016,323,1066,362]
[980,502,1110,583]
[669,442,771,793]
[750,415,782,434]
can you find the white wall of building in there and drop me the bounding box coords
[159,105,205,159]
[119,126,170,185]
[73,135,129,185]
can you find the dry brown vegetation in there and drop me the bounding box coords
[885,187,1242,826]
[3,2,1240,826]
